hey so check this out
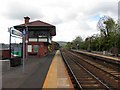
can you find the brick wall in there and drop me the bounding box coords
[0,50,10,59]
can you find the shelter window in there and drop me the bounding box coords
[33,45,38,52]
[28,45,32,52]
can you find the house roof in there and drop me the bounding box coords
[15,20,55,27]
[14,20,56,36]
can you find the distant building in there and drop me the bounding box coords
[14,16,56,57]
[0,43,9,50]
[0,43,10,59]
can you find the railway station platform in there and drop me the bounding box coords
[72,49,120,63]
[43,50,74,89]
[2,51,56,89]
[2,50,74,89]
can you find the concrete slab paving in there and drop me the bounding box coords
[2,51,56,89]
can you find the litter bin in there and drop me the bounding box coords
[10,57,22,67]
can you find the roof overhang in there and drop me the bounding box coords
[14,25,56,36]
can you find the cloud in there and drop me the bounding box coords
[3,1,43,20]
[0,0,119,43]
[52,17,63,25]
[84,1,118,19]
[118,1,120,18]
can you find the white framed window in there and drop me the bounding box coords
[29,38,37,42]
[28,45,32,52]
[38,38,47,42]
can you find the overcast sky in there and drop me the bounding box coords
[0,0,119,44]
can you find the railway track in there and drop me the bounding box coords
[61,49,119,90]
[71,50,120,79]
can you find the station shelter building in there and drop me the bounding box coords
[14,16,56,57]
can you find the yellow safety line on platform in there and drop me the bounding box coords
[42,50,74,89]
[42,51,58,88]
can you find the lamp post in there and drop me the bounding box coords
[22,29,26,72]
[22,26,28,72]
[25,26,28,60]
[8,27,12,58]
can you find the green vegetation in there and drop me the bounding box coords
[64,16,120,55]
[57,41,67,48]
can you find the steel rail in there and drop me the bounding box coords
[60,50,83,90]
[70,51,120,80]
[73,60,111,90]
[62,50,111,89]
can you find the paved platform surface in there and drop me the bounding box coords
[72,49,120,62]
[2,51,56,89]
[43,50,74,89]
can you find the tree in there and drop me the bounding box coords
[72,36,83,49]
[97,16,115,37]
[65,42,72,50]
[103,18,116,37]
[97,16,117,51]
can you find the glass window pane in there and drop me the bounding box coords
[28,45,32,52]
[33,45,38,52]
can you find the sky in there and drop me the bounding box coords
[0,0,119,44]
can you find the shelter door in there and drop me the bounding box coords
[39,44,44,56]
